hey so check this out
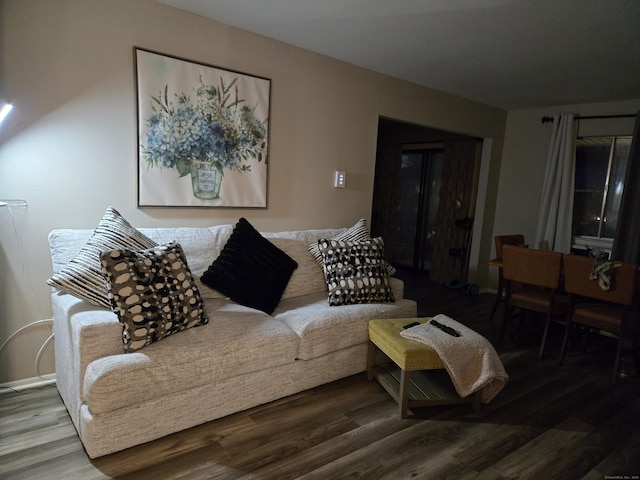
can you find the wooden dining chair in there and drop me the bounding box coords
[488,234,526,322]
[499,244,567,358]
[559,254,640,384]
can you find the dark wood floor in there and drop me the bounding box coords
[2,270,639,479]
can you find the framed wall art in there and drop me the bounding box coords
[135,48,270,207]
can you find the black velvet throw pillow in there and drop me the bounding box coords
[200,218,298,314]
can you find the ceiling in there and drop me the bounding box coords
[158,0,640,110]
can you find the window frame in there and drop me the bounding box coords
[571,135,631,255]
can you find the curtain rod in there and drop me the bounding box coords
[541,113,637,124]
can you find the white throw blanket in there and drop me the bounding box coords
[400,314,508,404]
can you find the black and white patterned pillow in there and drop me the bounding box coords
[318,237,395,306]
[200,218,298,314]
[308,218,396,276]
[100,242,208,352]
[47,207,158,308]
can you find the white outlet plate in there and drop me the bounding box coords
[334,171,346,188]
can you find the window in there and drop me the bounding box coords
[572,136,631,245]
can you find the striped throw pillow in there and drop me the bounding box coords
[47,207,158,308]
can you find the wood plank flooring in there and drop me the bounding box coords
[2,269,639,479]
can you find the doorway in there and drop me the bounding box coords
[371,117,482,282]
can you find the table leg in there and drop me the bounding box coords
[399,369,410,418]
[366,341,376,380]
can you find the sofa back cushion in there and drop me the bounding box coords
[268,238,326,299]
[49,224,352,305]
[262,227,347,299]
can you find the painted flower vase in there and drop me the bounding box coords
[191,160,222,199]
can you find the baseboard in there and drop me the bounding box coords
[0,374,56,393]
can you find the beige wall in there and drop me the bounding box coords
[0,0,508,384]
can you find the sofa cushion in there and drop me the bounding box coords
[308,218,396,276]
[83,298,299,414]
[318,237,395,306]
[261,227,347,299]
[100,242,208,351]
[47,206,158,308]
[200,218,298,314]
[274,292,418,360]
[267,238,327,299]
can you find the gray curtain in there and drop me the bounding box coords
[534,113,575,252]
[611,111,640,263]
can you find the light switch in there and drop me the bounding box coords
[334,171,346,188]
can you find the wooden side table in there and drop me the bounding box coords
[367,318,481,418]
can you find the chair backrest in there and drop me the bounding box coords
[495,235,526,260]
[563,254,637,306]
[502,244,563,289]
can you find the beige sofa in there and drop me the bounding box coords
[49,222,417,458]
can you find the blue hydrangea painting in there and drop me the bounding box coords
[136,49,270,207]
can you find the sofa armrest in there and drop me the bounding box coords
[52,292,123,421]
[389,276,405,299]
